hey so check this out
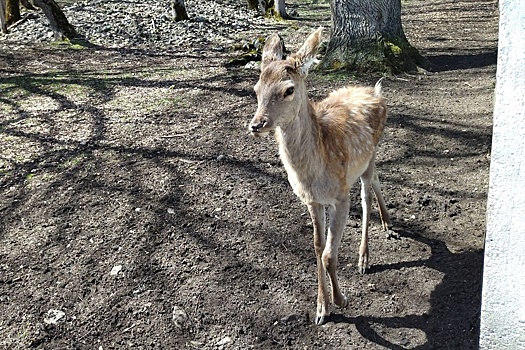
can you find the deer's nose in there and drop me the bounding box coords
[250,120,266,132]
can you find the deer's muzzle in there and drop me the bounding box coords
[249,116,270,137]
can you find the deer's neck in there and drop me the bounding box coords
[275,97,348,205]
[275,99,322,180]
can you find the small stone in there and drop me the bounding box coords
[216,336,232,346]
[110,265,122,276]
[44,309,65,325]
[244,61,259,70]
[172,306,188,328]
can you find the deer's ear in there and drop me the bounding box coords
[261,33,284,71]
[295,27,323,76]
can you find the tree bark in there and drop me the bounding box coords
[320,0,425,73]
[171,0,188,21]
[1,0,77,39]
[5,0,21,26]
[0,0,7,33]
[274,0,295,20]
[246,0,273,17]
[30,0,78,40]
[21,0,37,11]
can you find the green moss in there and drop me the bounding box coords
[69,44,86,50]
[330,60,345,71]
[268,10,283,21]
[386,42,402,56]
[319,35,427,74]
[312,69,354,84]
[51,40,70,46]
[50,37,91,50]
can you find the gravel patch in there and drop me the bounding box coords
[0,0,268,49]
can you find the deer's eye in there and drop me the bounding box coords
[284,87,295,98]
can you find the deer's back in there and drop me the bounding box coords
[313,86,387,186]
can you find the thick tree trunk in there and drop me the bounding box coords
[5,0,21,26]
[1,0,77,39]
[320,0,425,73]
[31,0,78,40]
[274,0,294,20]
[0,0,7,33]
[246,0,273,17]
[171,0,188,21]
[21,0,37,11]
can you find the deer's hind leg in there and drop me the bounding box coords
[358,157,375,274]
[358,153,390,274]
[371,168,391,231]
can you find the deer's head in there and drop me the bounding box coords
[249,27,323,137]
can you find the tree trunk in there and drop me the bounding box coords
[171,0,188,21]
[5,0,21,26]
[274,0,294,20]
[21,0,37,11]
[0,0,7,33]
[246,0,273,17]
[30,0,78,40]
[320,0,425,73]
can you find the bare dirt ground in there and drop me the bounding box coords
[0,0,498,349]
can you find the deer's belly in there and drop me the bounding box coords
[285,160,369,205]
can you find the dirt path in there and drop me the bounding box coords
[0,0,497,348]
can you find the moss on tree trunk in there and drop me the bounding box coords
[320,35,425,73]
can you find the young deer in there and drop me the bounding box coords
[249,28,391,325]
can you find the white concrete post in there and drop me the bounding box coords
[479,0,525,348]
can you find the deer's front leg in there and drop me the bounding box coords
[307,203,329,325]
[325,199,349,309]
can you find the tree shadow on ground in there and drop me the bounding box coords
[0,37,489,348]
[330,221,483,349]
[426,49,497,72]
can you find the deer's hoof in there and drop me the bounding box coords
[358,265,368,275]
[339,295,348,309]
[314,314,329,325]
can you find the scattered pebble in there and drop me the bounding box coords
[0,0,266,50]
[110,265,123,276]
[172,305,188,328]
[44,309,65,325]
[216,336,232,346]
